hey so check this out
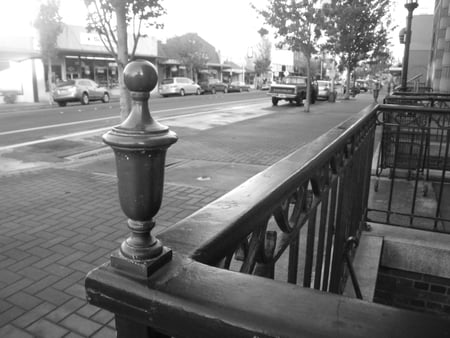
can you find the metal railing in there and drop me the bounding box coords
[371,104,450,232]
[159,104,376,294]
[384,93,450,109]
[85,61,450,338]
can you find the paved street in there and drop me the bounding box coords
[0,92,375,337]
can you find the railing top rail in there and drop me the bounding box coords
[392,91,450,97]
[159,104,377,264]
[86,255,450,338]
[378,103,450,113]
[408,73,423,82]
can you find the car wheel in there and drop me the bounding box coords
[180,89,185,96]
[81,93,89,105]
[57,101,66,107]
[211,87,216,94]
[272,97,279,106]
[102,93,110,103]
[295,99,302,106]
[224,87,228,93]
[196,88,201,95]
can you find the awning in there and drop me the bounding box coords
[160,58,181,65]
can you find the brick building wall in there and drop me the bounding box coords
[374,266,450,319]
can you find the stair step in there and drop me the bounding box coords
[343,233,383,301]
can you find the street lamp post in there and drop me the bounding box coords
[400,0,419,92]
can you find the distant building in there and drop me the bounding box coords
[54,25,158,88]
[428,0,450,92]
[406,14,433,87]
[0,32,47,103]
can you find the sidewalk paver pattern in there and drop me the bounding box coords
[0,95,373,337]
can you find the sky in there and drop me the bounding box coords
[0,0,437,63]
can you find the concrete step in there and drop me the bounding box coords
[343,233,384,301]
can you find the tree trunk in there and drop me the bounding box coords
[115,2,131,121]
[305,55,311,113]
[344,67,351,100]
[47,56,53,92]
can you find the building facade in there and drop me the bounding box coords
[428,0,450,92]
[0,33,47,103]
[407,15,434,87]
[53,25,158,88]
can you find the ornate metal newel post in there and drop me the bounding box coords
[103,60,177,277]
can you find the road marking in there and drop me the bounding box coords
[0,98,265,136]
[163,103,270,130]
[0,116,119,136]
[0,100,270,151]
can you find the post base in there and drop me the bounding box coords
[111,246,172,278]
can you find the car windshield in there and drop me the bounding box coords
[57,80,75,87]
[317,81,330,87]
[162,79,174,85]
[282,77,306,85]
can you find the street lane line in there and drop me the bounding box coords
[0,116,120,136]
[0,101,270,151]
[0,98,265,136]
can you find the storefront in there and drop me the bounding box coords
[54,25,158,88]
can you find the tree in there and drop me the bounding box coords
[254,0,323,112]
[167,34,210,82]
[84,0,165,121]
[253,28,272,82]
[163,33,219,82]
[34,0,64,92]
[323,0,392,99]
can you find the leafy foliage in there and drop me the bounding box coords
[253,0,324,111]
[254,30,272,76]
[323,0,393,81]
[84,0,166,120]
[84,0,165,62]
[164,34,214,81]
[254,0,323,56]
[34,0,64,85]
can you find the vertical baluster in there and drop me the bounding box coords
[330,158,352,294]
[314,185,329,290]
[322,175,338,291]
[287,232,300,284]
[254,231,277,279]
[434,129,450,230]
[303,198,317,288]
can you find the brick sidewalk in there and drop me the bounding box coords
[0,168,225,337]
[0,95,374,337]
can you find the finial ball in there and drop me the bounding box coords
[124,60,158,93]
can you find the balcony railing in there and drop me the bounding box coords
[85,62,449,337]
[370,104,450,232]
[385,93,450,109]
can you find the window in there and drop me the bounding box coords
[57,80,75,87]
[162,79,174,85]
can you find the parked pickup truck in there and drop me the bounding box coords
[268,76,317,106]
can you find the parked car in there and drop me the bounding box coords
[268,76,317,106]
[317,80,332,100]
[198,78,228,94]
[343,85,361,97]
[159,77,201,97]
[52,79,110,106]
[261,81,271,90]
[228,81,250,92]
[356,79,369,92]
